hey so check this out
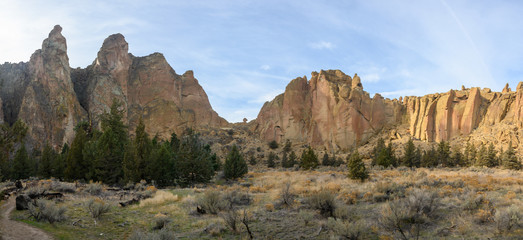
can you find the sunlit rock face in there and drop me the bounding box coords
[254,70,404,151]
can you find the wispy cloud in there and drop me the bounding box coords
[260,65,271,70]
[310,41,335,50]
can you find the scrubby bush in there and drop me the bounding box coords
[84,181,103,196]
[379,188,439,240]
[298,210,315,226]
[24,186,47,198]
[28,199,67,224]
[307,189,337,218]
[347,150,368,181]
[328,218,369,240]
[153,215,172,230]
[300,147,319,170]
[220,209,239,233]
[222,189,251,209]
[51,181,76,193]
[267,151,277,168]
[198,189,226,214]
[279,181,295,206]
[495,206,522,234]
[86,198,111,219]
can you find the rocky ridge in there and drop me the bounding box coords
[0,25,227,148]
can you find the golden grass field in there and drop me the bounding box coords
[4,167,522,239]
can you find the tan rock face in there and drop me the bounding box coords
[17,25,87,148]
[81,33,227,138]
[254,70,403,150]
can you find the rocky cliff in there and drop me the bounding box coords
[72,33,227,138]
[0,25,227,148]
[254,70,404,151]
[255,70,523,153]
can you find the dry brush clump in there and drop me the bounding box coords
[86,198,111,219]
[197,189,227,214]
[28,199,67,224]
[129,229,176,240]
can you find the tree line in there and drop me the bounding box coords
[0,101,233,187]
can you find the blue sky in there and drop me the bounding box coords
[2,0,523,122]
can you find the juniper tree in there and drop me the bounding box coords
[502,142,521,170]
[224,145,248,179]
[347,150,368,181]
[300,147,318,170]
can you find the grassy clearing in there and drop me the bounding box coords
[6,167,523,239]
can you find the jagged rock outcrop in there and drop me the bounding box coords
[0,25,226,148]
[17,25,87,148]
[254,70,404,150]
[74,33,227,138]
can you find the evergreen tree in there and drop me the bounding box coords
[502,142,521,170]
[421,146,438,167]
[322,152,332,166]
[267,152,277,168]
[38,144,56,178]
[268,140,279,149]
[463,142,477,167]
[124,118,152,183]
[437,141,451,167]
[347,150,368,181]
[281,151,297,168]
[371,137,386,166]
[485,143,499,167]
[283,139,292,153]
[281,151,288,168]
[94,100,129,185]
[224,145,248,179]
[402,138,418,168]
[476,144,488,167]
[300,147,318,170]
[210,152,221,171]
[176,131,215,186]
[12,144,29,180]
[0,120,28,180]
[149,143,174,187]
[53,143,69,180]
[451,146,464,167]
[65,126,88,180]
[375,142,396,168]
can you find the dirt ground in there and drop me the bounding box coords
[0,196,53,240]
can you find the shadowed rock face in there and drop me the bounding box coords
[17,25,87,149]
[254,70,404,150]
[0,25,227,148]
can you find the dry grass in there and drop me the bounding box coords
[139,190,179,207]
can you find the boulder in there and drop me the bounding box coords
[15,194,32,210]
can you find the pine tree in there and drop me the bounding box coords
[124,118,151,183]
[485,143,499,167]
[0,120,28,180]
[224,145,248,179]
[476,144,488,167]
[402,138,417,168]
[249,155,257,165]
[12,145,29,180]
[149,143,174,187]
[502,142,521,170]
[38,144,56,178]
[176,131,215,186]
[300,147,318,170]
[322,152,332,166]
[437,141,451,167]
[94,100,129,185]
[463,142,477,167]
[347,150,368,181]
[375,142,396,168]
[284,151,297,168]
[421,146,438,167]
[267,152,277,168]
[65,126,88,180]
[283,139,292,153]
[281,151,288,168]
[451,147,464,167]
[371,137,386,166]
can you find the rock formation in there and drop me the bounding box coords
[254,70,404,150]
[0,25,227,148]
[73,33,227,138]
[17,25,87,148]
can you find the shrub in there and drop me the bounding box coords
[298,210,315,226]
[198,189,226,214]
[28,199,67,224]
[224,145,248,180]
[279,181,295,206]
[222,189,251,209]
[24,186,47,198]
[328,218,369,240]
[379,188,439,240]
[267,152,277,168]
[86,198,111,219]
[51,181,76,193]
[307,189,337,218]
[268,140,279,149]
[153,214,171,230]
[220,209,239,233]
[84,181,103,196]
[495,206,522,234]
